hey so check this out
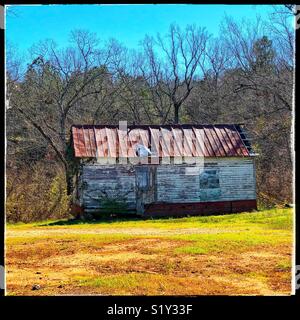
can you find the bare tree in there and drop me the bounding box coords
[6,42,24,84]
[267,6,295,70]
[221,15,293,112]
[8,30,120,195]
[186,37,232,123]
[219,12,294,205]
[142,24,209,123]
[283,4,299,15]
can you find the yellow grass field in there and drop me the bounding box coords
[6,208,293,296]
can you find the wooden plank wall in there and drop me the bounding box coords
[156,158,256,203]
[81,165,136,212]
[80,157,256,212]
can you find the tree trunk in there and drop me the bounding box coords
[61,156,74,197]
[174,104,180,124]
[60,113,73,195]
[66,168,73,196]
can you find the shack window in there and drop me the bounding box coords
[199,169,220,189]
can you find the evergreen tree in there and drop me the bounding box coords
[251,36,275,73]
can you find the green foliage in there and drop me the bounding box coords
[48,174,70,219]
[6,163,71,223]
[251,36,275,73]
[77,274,141,289]
[95,187,131,217]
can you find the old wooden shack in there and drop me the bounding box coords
[70,124,257,217]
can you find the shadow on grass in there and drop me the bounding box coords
[39,213,193,226]
[39,209,263,227]
[40,215,142,226]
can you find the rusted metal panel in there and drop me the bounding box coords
[71,124,252,159]
[203,125,222,157]
[106,128,117,158]
[149,127,161,157]
[216,126,236,157]
[89,128,97,157]
[160,127,173,158]
[82,127,93,157]
[182,128,196,156]
[224,125,248,156]
[128,128,141,157]
[201,126,216,157]
[233,125,251,156]
[72,126,86,157]
[171,128,185,157]
[231,126,249,156]
[191,127,205,157]
[192,127,210,157]
[117,128,128,158]
[94,128,105,157]
[213,126,229,156]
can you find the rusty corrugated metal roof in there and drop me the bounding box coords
[71,124,254,159]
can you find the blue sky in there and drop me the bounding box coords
[6,4,276,59]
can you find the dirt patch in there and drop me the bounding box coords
[6,218,293,295]
[6,227,239,238]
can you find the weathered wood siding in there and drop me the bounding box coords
[156,158,256,203]
[80,165,136,212]
[79,157,256,213]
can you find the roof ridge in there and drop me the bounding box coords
[71,123,245,128]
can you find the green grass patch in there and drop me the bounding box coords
[6,208,293,231]
[74,273,167,294]
[175,245,208,255]
[77,273,141,289]
[171,228,292,255]
[6,233,136,245]
[74,273,189,295]
[276,260,291,271]
[7,208,293,254]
